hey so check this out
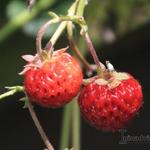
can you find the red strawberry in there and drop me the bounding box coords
[78,71,143,132]
[20,47,83,108]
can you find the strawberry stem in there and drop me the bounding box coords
[46,0,79,47]
[36,15,86,59]
[72,99,81,150]
[0,86,54,150]
[27,99,54,150]
[67,22,92,73]
[0,86,24,100]
[49,21,67,46]
[36,18,59,60]
[36,0,87,59]
[59,103,72,150]
[83,32,102,69]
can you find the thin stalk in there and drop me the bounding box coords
[83,32,101,68]
[72,99,81,150]
[41,8,87,53]
[50,21,67,46]
[27,99,54,150]
[0,86,24,100]
[36,18,59,55]
[58,2,84,150]
[48,0,78,47]
[59,103,73,150]
[0,87,54,149]
[67,22,92,73]
[36,15,85,55]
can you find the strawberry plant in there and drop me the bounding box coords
[0,0,144,149]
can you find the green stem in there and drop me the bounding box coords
[36,1,86,150]
[59,1,86,150]
[60,15,87,32]
[48,0,78,47]
[42,1,88,49]
[0,86,24,100]
[59,102,73,150]
[49,21,67,46]
[38,13,87,52]
[72,99,81,150]
[0,0,55,43]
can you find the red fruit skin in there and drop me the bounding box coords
[24,53,83,108]
[78,75,143,132]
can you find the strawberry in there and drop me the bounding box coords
[20,47,83,108]
[78,70,143,132]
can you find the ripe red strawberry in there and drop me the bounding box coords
[78,71,143,132]
[20,47,83,108]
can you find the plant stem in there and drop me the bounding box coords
[50,22,67,46]
[59,103,73,150]
[0,0,55,43]
[35,1,88,150]
[27,99,54,150]
[0,86,54,150]
[67,22,92,72]
[83,32,101,68]
[72,99,81,150]
[40,0,87,51]
[36,15,86,55]
[47,0,78,47]
[75,0,86,16]
[36,18,59,55]
[0,86,24,100]
[68,0,92,71]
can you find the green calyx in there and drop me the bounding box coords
[39,49,53,61]
[39,46,68,62]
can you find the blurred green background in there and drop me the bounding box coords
[0,0,150,150]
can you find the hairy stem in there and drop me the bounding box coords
[27,99,54,150]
